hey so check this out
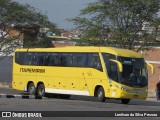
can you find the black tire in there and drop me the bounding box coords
[121,99,130,104]
[37,84,45,97]
[97,87,106,102]
[28,83,36,95]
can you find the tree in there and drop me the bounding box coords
[24,33,54,48]
[71,0,160,51]
[0,0,57,56]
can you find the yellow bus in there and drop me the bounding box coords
[12,47,153,104]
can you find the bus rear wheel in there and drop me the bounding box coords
[121,99,130,104]
[37,84,45,97]
[28,83,36,95]
[97,87,106,102]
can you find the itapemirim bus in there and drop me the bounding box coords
[12,47,154,104]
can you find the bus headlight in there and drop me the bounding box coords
[120,87,127,91]
[117,86,127,91]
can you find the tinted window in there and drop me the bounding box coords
[49,53,60,66]
[108,62,119,82]
[60,53,73,66]
[24,52,34,65]
[102,53,116,71]
[15,52,102,71]
[15,52,25,64]
[36,53,45,66]
[88,53,102,71]
[102,53,118,81]
[73,53,87,67]
[44,53,51,66]
[15,52,44,66]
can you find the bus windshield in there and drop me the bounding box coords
[118,57,148,87]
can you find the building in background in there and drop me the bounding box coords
[48,28,82,47]
[142,48,160,94]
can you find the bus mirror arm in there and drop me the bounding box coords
[109,59,123,73]
[146,62,154,74]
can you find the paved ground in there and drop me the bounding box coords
[0,87,157,101]
[0,87,160,120]
[0,87,159,111]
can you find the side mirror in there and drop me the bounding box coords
[146,62,154,74]
[109,59,123,72]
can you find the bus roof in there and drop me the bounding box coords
[15,46,142,58]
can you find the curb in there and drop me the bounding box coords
[0,83,11,88]
[148,93,156,99]
[0,94,43,99]
[146,98,157,102]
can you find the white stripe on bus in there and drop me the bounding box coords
[45,88,90,96]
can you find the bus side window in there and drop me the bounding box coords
[60,53,73,67]
[30,53,37,65]
[102,53,118,81]
[88,53,102,71]
[15,52,25,65]
[74,53,87,67]
[44,53,50,66]
[102,54,109,70]
[49,53,59,66]
[60,54,67,66]
[102,53,116,74]
[37,53,45,66]
[108,62,119,82]
[24,52,33,65]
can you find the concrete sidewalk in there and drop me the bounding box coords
[147,91,157,101]
[0,82,11,88]
[146,98,158,102]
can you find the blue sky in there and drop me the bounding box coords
[13,0,96,29]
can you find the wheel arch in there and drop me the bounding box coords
[94,85,105,97]
[27,81,34,92]
[37,81,44,87]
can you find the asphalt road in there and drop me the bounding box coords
[0,88,160,120]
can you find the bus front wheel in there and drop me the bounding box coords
[37,84,45,97]
[97,87,106,102]
[28,83,36,95]
[121,99,130,104]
